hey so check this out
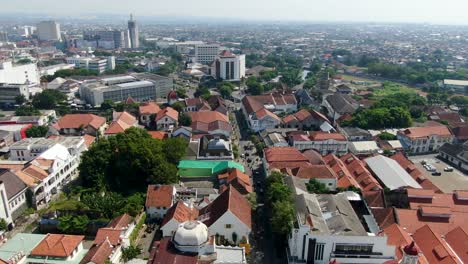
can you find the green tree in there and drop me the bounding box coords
[0,218,7,231]
[121,245,142,262]
[306,179,328,194]
[219,85,233,98]
[15,95,26,105]
[15,106,40,116]
[100,100,114,110]
[179,112,192,126]
[32,89,67,109]
[163,137,188,164]
[81,192,126,219]
[271,200,295,236]
[176,88,187,98]
[171,101,184,112]
[267,182,291,203]
[378,132,397,140]
[57,215,89,234]
[25,125,49,138]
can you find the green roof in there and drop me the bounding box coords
[0,233,45,260]
[178,160,245,173]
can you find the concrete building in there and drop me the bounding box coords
[443,79,468,93]
[83,30,126,49]
[195,44,220,64]
[285,179,395,264]
[0,169,28,227]
[36,20,61,41]
[127,14,139,49]
[79,74,173,106]
[0,32,8,42]
[365,155,421,190]
[0,83,29,104]
[397,125,454,154]
[0,61,40,84]
[66,56,115,74]
[209,50,246,81]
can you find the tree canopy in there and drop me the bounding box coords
[32,89,67,109]
[15,105,40,116]
[306,179,328,194]
[25,125,49,138]
[78,127,187,193]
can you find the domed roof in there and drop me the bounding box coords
[403,241,419,256]
[207,138,229,150]
[173,221,209,247]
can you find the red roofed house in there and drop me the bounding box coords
[397,125,454,154]
[104,111,139,136]
[382,223,429,264]
[412,225,461,264]
[198,186,251,244]
[146,185,177,219]
[139,101,161,127]
[285,165,338,190]
[291,131,348,155]
[53,114,107,136]
[160,201,199,237]
[30,234,85,260]
[282,109,330,130]
[189,111,232,138]
[218,168,253,195]
[155,107,178,131]
[264,146,313,171]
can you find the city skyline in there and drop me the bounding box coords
[1,0,468,25]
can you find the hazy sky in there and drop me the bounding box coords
[2,0,468,24]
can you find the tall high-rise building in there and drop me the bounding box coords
[37,21,61,41]
[209,50,246,81]
[127,14,139,49]
[0,32,8,42]
[195,44,220,64]
[83,30,126,49]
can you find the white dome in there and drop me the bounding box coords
[207,138,229,150]
[173,221,209,250]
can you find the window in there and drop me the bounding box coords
[315,243,325,260]
[334,244,373,255]
[225,224,232,229]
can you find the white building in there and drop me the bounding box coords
[210,51,246,81]
[39,63,75,76]
[0,61,40,84]
[36,21,61,41]
[146,185,177,219]
[443,79,468,93]
[195,44,220,64]
[291,132,348,156]
[66,56,115,74]
[0,170,28,227]
[0,83,30,104]
[397,125,454,154]
[349,141,381,156]
[286,179,395,264]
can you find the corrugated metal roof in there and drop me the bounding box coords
[366,155,421,190]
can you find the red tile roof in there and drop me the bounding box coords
[218,168,253,194]
[265,147,309,163]
[412,225,462,264]
[400,126,453,139]
[30,234,84,258]
[148,131,168,140]
[293,165,337,179]
[371,208,396,229]
[56,114,106,130]
[83,134,96,147]
[147,237,198,264]
[107,213,132,229]
[340,153,382,191]
[139,101,161,115]
[199,186,251,229]
[161,201,199,227]
[80,240,113,264]
[189,111,229,123]
[146,185,175,208]
[104,111,137,135]
[155,107,178,122]
[445,226,468,263]
[310,131,346,141]
[323,154,361,190]
[94,228,122,246]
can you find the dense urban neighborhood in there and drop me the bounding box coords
[0,9,467,264]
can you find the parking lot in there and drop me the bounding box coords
[409,154,468,193]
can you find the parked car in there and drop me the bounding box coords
[444,167,454,172]
[432,171,442,176]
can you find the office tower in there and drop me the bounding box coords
[37,21,61,41]
[127,14,139,49]
[83,30,126,49]
[0,61,40,84]
[210,50,246,81]
[195,44,220,64]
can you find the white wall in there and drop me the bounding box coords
[0,61,40,84]
[209,211,250,244]
[161,218,180,237]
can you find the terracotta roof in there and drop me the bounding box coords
[302,149,325,165]
[323,154,361,190]
[147,237,198,264]
[265,147,309,163]
[189,111,228,123]
[412,225,462,264]
[282,114,297,123]
[148,131,168,140]
[104,111,137,135]
[395,208,468,235]
[161,201,199,227]
[198,186,251,229]
[340,153,382,191]
[56,114,106,130]
[146,185,174,208]
[255,108,281,121]
[83,134,96,147]
[408,192,468,213]
[371,208,396,229]
[362,190,385,208]
[382,224,429,264]
[292,165,337,179]
[80,240,113,264]
[107,213,132,229]
[94,228,122,246]
[30,234,84,258]
[184,97,204,108]
[391,153,441,193]
[218,168,253,194]
[139,101,161,115]
[310,131,346,141]
[445,226,468,263]
[155,107,178,122]
[400,126,453,139]
[451,125,468,141]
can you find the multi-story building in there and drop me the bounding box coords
[0,169,28,227]
[397,125,454,154]
[0,61,40,84]
[36,20,61,41]
[0,83,30,104]
[443,79,468,93]
[290,132,348,155]
[66,56,115,74]
[127,14,139,49]
[80,74,173,106]
[209,50,246,81]
[195,44,220,64]
[0,32,8,42]
[83,30,126,49]
[286,179,395,264]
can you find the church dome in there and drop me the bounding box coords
[173,221,209,251]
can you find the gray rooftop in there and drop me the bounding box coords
[365,155,421,190]
[116,80,154,88]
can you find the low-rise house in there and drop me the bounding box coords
[0,169,28,227]
[282,109,330,130]
[439,142,468,173]
[189,111,232,138]
[322,93,359,123]
[178,160,244,179]
[340,127,373,141]
[365,155,421,190]
[139,101,161,127]
[160,201,199,237]
[155,107,178,131]
[263,147,313,172]
[146,185,177,220]
[104,111,139,136]
[286,165,338,190]
[450,125,468,143]
[198,186,251,244]
[263,132,289,147]
[291,131,348,155]
[197,135,233,160]
[183,97,210,112]
[30,234,87,263]
[349,141,380,156]
[241,93,297,132]
[171,126,192,140]
[397,125,454,154]
[53,114,107,136]
[218,168,253,195]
